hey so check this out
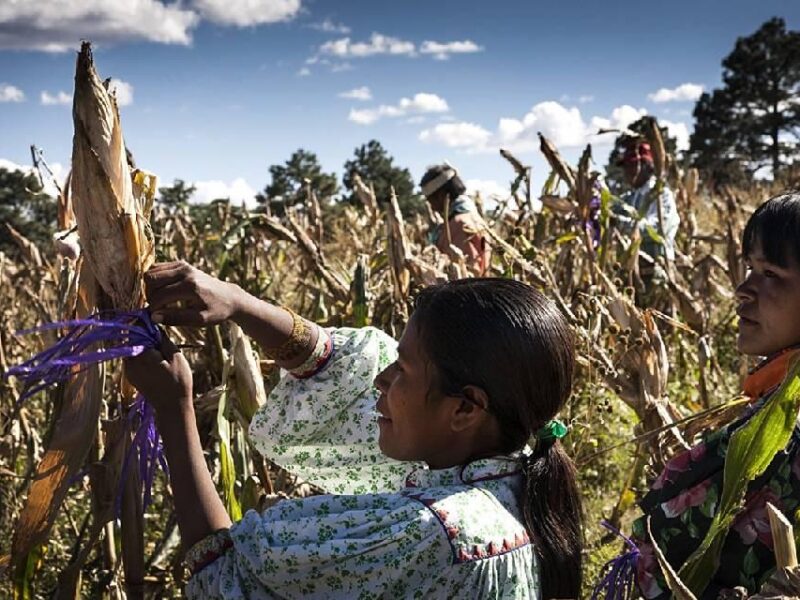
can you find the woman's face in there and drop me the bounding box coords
[372,317,459,467]
[736,239,800,356]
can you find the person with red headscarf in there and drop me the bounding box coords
[614,139,680,291]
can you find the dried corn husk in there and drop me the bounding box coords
[71,42,153,310]
[229,322,267,423]
[644,117,666,180]
[539,133,576,192]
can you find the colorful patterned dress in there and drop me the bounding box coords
[633,348,800,599]
[184,326,539,599]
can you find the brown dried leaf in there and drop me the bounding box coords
[71,42,151,310]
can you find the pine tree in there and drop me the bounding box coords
[689,17,800,181]
[257,149,339,212]
[0,167,56,257]
[342,140,422,216]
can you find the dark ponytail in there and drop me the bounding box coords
[523,442,583,598]
[413,278,583,599]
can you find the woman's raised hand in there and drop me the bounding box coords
[125,335,193,413]
[145,261,242,327]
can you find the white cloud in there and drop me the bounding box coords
[191,0,300,27]
[330,62,353,73]
[0,0,199,51]
[0,84,25,102]
[309,18,350,34]
[41,91,72,106]
[108,79,133,106]
[339,86,372,101]
[41,82,134,107]
[648,83,704,103]
[318,33,482,61]
[297,67,311,77]
[464,178,508,201]
[349,92,449,125]
[191,177,257,207]
[589,104,648,134]
[500,101,590,149]
[418,122,492,149]
[578,95,594,103]
[419,39,482,60]
[321,33,415,58]
[419,101,655,154]
[0,0,300,52]
[660,119,691,151]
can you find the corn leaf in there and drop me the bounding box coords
[217,362,242,521]
[679,357,800,595]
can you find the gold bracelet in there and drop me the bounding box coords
[265,307,313,362]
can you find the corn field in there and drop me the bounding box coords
[0,45,791,599]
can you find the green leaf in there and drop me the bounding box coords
[679,358,800,596]
[541,170,559,196]
[13,545,43,600]
[555,232,577,245]
[699,484,718,519]
[644,223,666,245]
[217,363,242,521]
[743,547,760,576]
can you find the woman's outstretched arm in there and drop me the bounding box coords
[144,261,318,370]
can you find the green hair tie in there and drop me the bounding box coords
[537,419,568,442]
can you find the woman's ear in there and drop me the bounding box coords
[448,385,490,433]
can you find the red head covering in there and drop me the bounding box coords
[618,140,654,165]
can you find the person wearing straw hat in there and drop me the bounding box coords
[420,163,492,275]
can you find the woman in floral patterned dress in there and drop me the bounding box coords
[125,272,584,599]
[631,193,800,598]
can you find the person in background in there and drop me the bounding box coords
[420,163,492,275]
[124,265,584,599]
[614,139,680,301]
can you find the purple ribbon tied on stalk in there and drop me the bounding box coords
[5,309,168,516]
[590,519,641,600]
[584,180,603,248]
[117,393,169,516]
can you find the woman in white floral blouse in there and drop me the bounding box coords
[125,262,584,599]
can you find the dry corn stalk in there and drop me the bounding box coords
[71,42,153,310]
[539,133,576,192]
[10,40,156,592]
[351,173,380,225]
[597,270,689,460]
[385,186,411,303]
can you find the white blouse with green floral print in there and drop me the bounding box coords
[185,326,540,599]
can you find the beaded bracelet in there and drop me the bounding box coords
[184,528,233,575]
[264,307,313,362]
[290,326,333,379]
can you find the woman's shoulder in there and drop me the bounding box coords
[402,478,530,564]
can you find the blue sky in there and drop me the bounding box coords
[1,0,798,205]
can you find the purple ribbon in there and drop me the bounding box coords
[590,519,641,600]
[6,309,168,516]
[6,309,161,403]
[116,393,169,516]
